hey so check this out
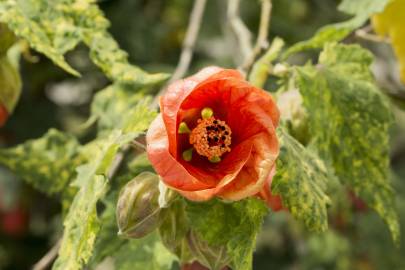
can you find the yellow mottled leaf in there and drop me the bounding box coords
[0,0,168,85]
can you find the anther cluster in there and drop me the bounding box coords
[189,117,232,160]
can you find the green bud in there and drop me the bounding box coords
[201,107,213,119]
[277,89,309,145]
[116,172,162,239]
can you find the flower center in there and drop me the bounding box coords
[189,117,232,161]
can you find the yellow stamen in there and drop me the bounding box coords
[182,148,193,161]
[209,156,221,163]
[178,122,191,134]
[201,107,214,119]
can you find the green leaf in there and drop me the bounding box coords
[0,129,82,195]
[0,0,80,76]
[88,153,155,266]
[84,32,169,85]
[0,0,169,85]
[90,84,157,134]
[89,191,177,270]
[159,199,192,263]
[114,233,177,270]
[283,27,350,59]
[295,43,399,243]
[271,128,331,232]
[53,131,135,270]
[0,55,21,113]
[0,23,16,54]
[317,42,374,82]
[248,37,284,88]
[338,0,390,15]
[185,198,268,270]
[283,0,391,58]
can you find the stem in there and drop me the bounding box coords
[227,0,253,67]
[241,0,272,72]
[152,0,207,107]
[355,25,390,43]
[248,37,285,87]
[32,239,62,270]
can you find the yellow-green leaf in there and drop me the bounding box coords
[284,0,391,58]
[0,55,21,113]
[53,131,132,270]
[0,129,82,195]
[0,0,169,85]
[272,128,332,232]
[296,43,399,243]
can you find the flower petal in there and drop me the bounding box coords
[161,67,242,157]
[177,188,217,201]
[146,114,213,191]
[257,166,284,211]
[181,138,253,187]
[179,78,279,144]
[173,141,254,201]
[217,130,279,201]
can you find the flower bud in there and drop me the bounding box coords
[187,231,231,270]
[277,89,309,144]
[273,63,289,77]
[116,172,163,238]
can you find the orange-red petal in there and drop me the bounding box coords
[0,103,8,127]
[161,67,242,157]
[146,114,212,191]
[257,167,284,211]
[218,130,279,201]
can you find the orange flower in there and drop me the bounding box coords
[146,67,282,210]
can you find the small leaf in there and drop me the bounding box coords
[90,84,157,134]
[0,55,21,113]
[0,129,82,195]
[271,128,332,232]
[114,233,177,270]
[84,32,169,85]
[0,23,16,54]
[283,0,391,58]
[159,199,192,263]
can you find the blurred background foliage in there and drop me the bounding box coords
[0,0,404,269]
